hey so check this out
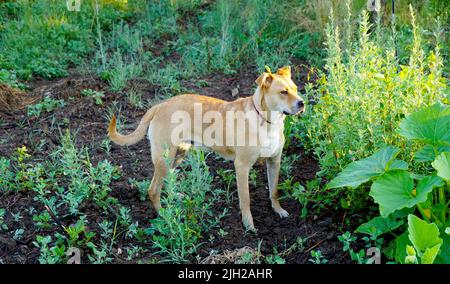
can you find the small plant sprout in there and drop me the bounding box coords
[309,250,328,264]
[81,89,105,106]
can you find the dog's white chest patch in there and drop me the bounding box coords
[259,123,283,158]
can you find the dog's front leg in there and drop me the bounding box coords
[266,153,289,218]
[234,158,256,232]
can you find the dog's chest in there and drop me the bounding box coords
[259,123,283,158]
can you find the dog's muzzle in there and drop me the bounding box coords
[283,100,305,115]
[297,100,305,113]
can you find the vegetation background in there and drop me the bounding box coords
[0,0,448,264]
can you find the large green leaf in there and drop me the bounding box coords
[408,214,442,264]
[431,152,450,181]
[414,145,450,162]
[398,103,450,146]
[421,245,442,264]
[435,231,450,264]
[392,232,411,264]
[370,171,443,217]
[355,215,404,238]
[327,146,403,189]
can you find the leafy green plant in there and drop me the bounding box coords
[32,235,64,264]
[87,241,113,264]
[128,178,150,202]
[63,217,96,248]
[328,103,450,263]
[265,254,286,264]
[106,49,143,92]
[33,216,100,264]
[309,250,328,264]
[27,96,65,117]
[81,89,105,105]
[405,214,443,264]
[55,130,121,214]
[0,157,15,191]
[338,232,366,264]
[279,180,308,218]
[12,229,24,241]
[0,208,8,231]
[148,150,227,263]
[32,211,52,230]
[216,168,235,204]
[0,68,24,89]
[304,6,447,210]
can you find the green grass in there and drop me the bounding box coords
[0,0,139,81]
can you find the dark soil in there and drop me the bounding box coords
[0,66,355,264]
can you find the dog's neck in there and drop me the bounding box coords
[251,88,283,125]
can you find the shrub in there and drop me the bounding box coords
[303,7,447,190]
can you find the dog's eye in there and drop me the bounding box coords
[280,90,288,95]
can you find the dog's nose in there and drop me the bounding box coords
[297,100,304,109]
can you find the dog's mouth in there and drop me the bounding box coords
[283,108,304,116]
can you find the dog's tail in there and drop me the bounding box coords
[108,106,159,146]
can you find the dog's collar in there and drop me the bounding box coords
[252,99,272,125]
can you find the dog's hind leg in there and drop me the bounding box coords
[266,153,289,218]
[147,145,177,212]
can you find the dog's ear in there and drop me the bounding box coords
[255,72,273,89]
[276,66,291,77]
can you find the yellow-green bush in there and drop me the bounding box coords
[304,7,447,182]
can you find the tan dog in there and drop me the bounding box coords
[108,66,304,231]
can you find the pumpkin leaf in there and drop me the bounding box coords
[414,145,450,162]
[408,214,442,264]
[398,103,450,146]
[327,146,401,189]
[431,152,450,181]
[355,215,404,238]
[370,172,443,217]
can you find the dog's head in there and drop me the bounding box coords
[255,66,304,115]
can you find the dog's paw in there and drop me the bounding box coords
[244,223,257,234]
[242,214,256,233]
[275,208,289,218]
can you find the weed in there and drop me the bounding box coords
[149,150,227,263]
[81,89,105,106]
[309,250,328,264]
[13,228,24,241]
[126,245,145,261]
[0,0,136,80]
[27,96,65,117]
[33,211,52,230]
[128,178,150,202]
[280,154,301,179]
[33,235,65,264]
[216,168,235,204]
[0,209,8,231]
[265,254,286,264]
[127,87,145,109]
[338,231,366,264]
